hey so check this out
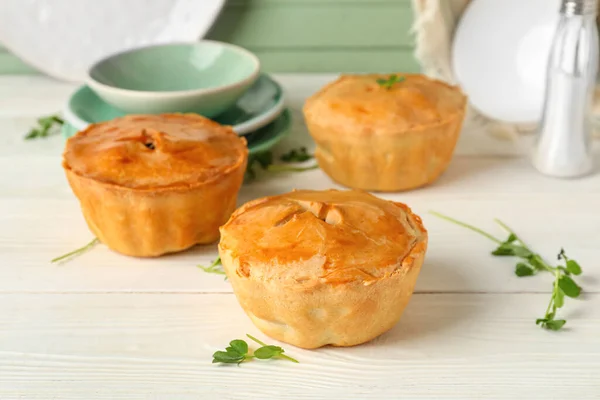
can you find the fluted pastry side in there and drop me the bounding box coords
[307,114,465,191]
[66,163,245,257]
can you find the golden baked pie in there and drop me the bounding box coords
[303,73,467,192]
[63,114,248,257]
[219,189,427,349]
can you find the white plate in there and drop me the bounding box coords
[453,0,561,124]
[0,0,225,82]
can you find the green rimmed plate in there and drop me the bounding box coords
[61,108,291,156]
[63,74,285,136]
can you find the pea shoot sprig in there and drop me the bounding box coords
[197,256,226,279]
[213,334,299,365]
[245,147,318,182]
[25,114,64,140]
[376,74,406,90]
[431,211,583,331]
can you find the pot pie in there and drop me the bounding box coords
[219,189,427,349]
[62,114,248,257]
[303,73,467,192]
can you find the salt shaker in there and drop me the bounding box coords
[532,0,599,178]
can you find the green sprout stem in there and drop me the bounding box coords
[266,164,319,173]
[198,257,226,276]
[51,238,99,263]
[429,211,503,244]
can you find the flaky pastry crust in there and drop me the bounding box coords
[219,189,428,349]
[63,114,248,257]
[303,73,467,192]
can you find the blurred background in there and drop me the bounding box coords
[0,0,417,76]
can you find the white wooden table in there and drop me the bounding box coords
[1,74,599,399]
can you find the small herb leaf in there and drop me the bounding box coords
[376,74,406,90]
[558,275,581,298]
[515,263,535,277]
[25,114,64,140]
[228,340,248,355]
[197,257,226,278]
[491,244,515,256]
[212,350,245,364]
[566,260,582,276]
[281,147,313,163]
[543,319,567,331]
[512,246,533,258]
[245,147,317,183]
[253,345,284,360]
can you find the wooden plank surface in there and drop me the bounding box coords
[1,293,599,399]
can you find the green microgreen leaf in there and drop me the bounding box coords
[253,345,284,360]
[558,275,581,298]
[25,114,64,140]
[212,350,246,364]
[246,334,299,363]
[280,147,313,163]
[491,244,516,256]
[430,211,584,331]
[51,238,99,264]
[566,260,582,276]
[245,148,318,183]
[515,263,535,277]
[227,339,248,355]
[197,256,226,279]
[376,74,406,90]
[543,319,567,331]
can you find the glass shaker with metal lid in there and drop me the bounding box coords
[532,0,599,177]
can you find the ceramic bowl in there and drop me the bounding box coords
[64,74,285,135]
[86,41,260,116]
[452,0,560,124]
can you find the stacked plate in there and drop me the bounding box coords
[62,74,290,155]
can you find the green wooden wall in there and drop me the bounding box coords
[0,0,418,75]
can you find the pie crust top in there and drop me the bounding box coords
[303,73,467,135]
[63,114,248,190]
[219,189,428,285]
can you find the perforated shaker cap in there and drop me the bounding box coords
[561,0,598,15]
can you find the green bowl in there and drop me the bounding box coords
[86,41,260,116]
